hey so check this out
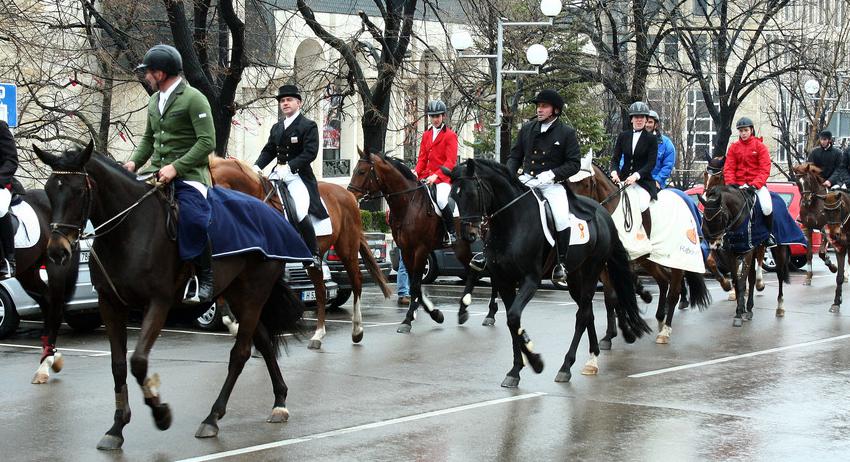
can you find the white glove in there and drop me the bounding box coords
[537,170,556,184]
[625,173,640,185]
[739,183,750,189]
[610,171,620,183]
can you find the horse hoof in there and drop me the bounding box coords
[458,310,469,325]
[501,376,520,388]
[397,323,412,334]
[194,422,219,438]
[678,300,690,310]
[756,282,765,292]
[581,364,598,375]
[525,353,544,374]
[727,292,737,301]
[429,309,444,324]
[307,339,322,350]
[51,352,64,373]
[267,406,290,423]
[31,371,49,384]
[655,334,669,344]
[803,277,812,286]
[732,318,743,327]
[554,371,571,382]
[640,292,653,304]
[153,403,172,431]
[352,330,364,344]
[482,317,496,327]
[599,339,612,350]
[776,308,785,317]
[96,434,124,450]
[829,305,840,314]
[743,312,753,321]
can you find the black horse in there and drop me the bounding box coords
[700,185,790,326]
[449,159,650,387]
[34,142,305,450]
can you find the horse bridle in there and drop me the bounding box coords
[822,193,850,227]
[795,172,827,207]
[458,173,534,233]
[49,170,94,250]
[348,157,425,202]
[702,188,753,241]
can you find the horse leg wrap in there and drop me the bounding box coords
[142,373,161,399]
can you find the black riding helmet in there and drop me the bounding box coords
[530,89,564,115]
[735,116,754,130]
[136,44,183,76]
[426,100,448,116]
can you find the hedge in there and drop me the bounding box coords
[361,210,389,233]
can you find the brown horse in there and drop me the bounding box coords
[208,155,391,349]
[0,189,81,384]
[819,191,850,312]
[35,142,307,449]
[792,162,838,284]
[570,162,711,345]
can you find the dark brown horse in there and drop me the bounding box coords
[570,162,711,345]
[700,185,790,325]
[0,190,81,384]
[819,191,850,312]
[35,142,306,449]
[792,162,838,284]
[208,155,391,349]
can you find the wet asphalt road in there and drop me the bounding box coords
[3,261,850,461]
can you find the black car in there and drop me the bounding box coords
[325,232,392,307]
[390,240,486,284]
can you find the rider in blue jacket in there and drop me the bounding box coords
[647,110,676,189]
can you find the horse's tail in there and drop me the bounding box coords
[605,232,652,342]
[359,235,392,298]
[260,278,306,356]
[684,271,712,311]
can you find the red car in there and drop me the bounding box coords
[685,182,823,270]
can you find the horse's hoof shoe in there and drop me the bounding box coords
[307,339,322,350]
[458,310,469,325]
[554,371,571,382]
[599,339,612,350]
[482,317,496,327]
[829,305,840,314]
[194,423,219,438]
[733,318,743,327]
[352,330,364,344]
[430,309,444,324]
[397,324,412,334]
[267,406,290,423]
[97,434,124,450]
[501,376,520,388]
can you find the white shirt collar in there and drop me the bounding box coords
[540,119,555,133]
[284,110,301,129]
[431,124,443,141]
[158,77,182,114]
[631,130,641,152]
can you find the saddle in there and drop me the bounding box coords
[530,186,592,247]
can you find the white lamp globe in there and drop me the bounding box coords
[541,0,563,17]
[526,44,549,66]
[450,31,474,51]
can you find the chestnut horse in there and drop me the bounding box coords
[792,162,838,284]
[208,155,391,349]
[819,191,850,313]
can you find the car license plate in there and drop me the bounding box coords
[328,288,337,298]
[80,251,90,263]
[301,290,316,301]
[372,249,381,258]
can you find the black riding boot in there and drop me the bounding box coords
[552,228,572,283]
[185,242,213,304]
[298,216,322,267]
[441,199,457,246]
[763,213,777,248]
[641,209,652,240]
[0,214,14,279]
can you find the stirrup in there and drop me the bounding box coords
[470,252,486,271]
[182,274,201,304]
[0,258,15,279]
[551,263,567,284]
[765,234,778,249]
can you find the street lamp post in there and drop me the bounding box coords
[451,0,562,162]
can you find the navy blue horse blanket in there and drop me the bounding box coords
[726,191,807,253]
[207,187,312,262]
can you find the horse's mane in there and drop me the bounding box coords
[383,155,418,182]
[471,159,528,191]
[91,152,141,182]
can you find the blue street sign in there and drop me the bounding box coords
[0,83,17,127]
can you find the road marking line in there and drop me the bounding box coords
[175,392,545,462]
[629,333,850,378]
[0,343,110,354]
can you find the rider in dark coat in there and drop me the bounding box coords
[610,101,658,238]
[808,130,849,188]
[254,84,328,267]
[0,120,18,278]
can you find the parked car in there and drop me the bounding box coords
[324,232,392,308]
[193,261,339,331]
[685,182,823,271]
[390,240,486,284]
[0,231,99,339]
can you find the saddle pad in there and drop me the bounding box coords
[531,190,590,246]
[310,198,332,237]
[727,192,807,253]
[646,190,705,273]
[612,188,653,260]
[426,185,459,218]
[11,201,40,249]
[207,187,312,262]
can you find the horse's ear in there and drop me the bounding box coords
[357,147,366,159]
[33,144,59,169]
[77,140,94,166]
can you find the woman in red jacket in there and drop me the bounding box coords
[414,100,459,244]
[723,116,777,247]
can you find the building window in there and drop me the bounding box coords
[686,89,719,159]
[321,81,349,178]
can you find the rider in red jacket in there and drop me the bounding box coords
[414,100,459,244]
[723,116,777,247]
